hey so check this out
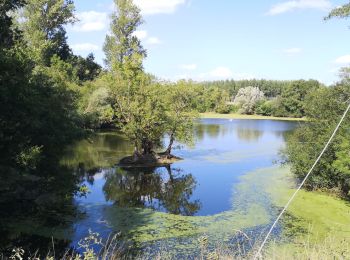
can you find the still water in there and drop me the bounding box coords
[63,119,298,257]
[1,119,299,257]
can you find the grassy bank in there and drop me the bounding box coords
[200,112,307,121]
[260,167,350,259]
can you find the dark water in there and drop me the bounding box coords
[0,119,298,257]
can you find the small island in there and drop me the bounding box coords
[118,152,182,168]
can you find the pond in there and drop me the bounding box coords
[1,119,301,258]
[63,119,299,257]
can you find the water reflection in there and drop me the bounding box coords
[236,127,263,142]
[0,162,81,257]
[195,123,221,141]
[103,166,201,216]
[61,131,133,171]
[194,119,298,143]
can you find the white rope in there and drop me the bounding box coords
[253,101,350,260]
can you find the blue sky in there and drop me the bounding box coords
[66,0,350,85]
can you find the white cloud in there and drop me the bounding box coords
[266,0,332,15]
[134,0,186,15]
[132,30,148,40]
[146,37,162,45]
[72,11,108,32]
[132,30,161,45]
[71,43,99,52]
[180,64,197,70]
[334,55,350,64]
[283,47,302,55]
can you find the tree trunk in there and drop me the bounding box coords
[165,165,174,182]
[142,138,153,155]
[165,133,174,156]
[133,146,140,161]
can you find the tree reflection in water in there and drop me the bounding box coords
[103,166,201,216]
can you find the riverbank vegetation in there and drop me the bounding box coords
[281,2,350,199]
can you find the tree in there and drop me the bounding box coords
[20,0,76,65]
[103,0,166,159]
[103,0,146,76]
[256,100,274,116]
[79,78,114,128]
[233,86,265,114]
[283,84,350,195]
[279,80,320,118]
[163,81,197,156]
[71,53,102,82]
[325,2,350,20]
[0,0,24,49]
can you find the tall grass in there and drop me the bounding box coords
[3,230,350,259]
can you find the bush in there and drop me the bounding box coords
[255,100,273,116]
[215,103,231,114]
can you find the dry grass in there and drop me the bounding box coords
[4,230,349,260]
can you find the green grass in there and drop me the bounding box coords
[258,166,350,259]
[200,112,307,121]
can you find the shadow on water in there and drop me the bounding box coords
[0,161,83,258]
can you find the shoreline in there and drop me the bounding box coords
[200,112,307,122]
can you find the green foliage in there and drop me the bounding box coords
[284,84,350,195]
[215,103,232,114]
[71,53,102,82]
[80,83,114,128]
[325,2,350,20]
[101,1,197,156]
[200,79,291,98]
[162,81,197,153]
[333,136,350,194]
[0,0,23,48]
[194,79,323,118]
[189,84,230,113]
[103,0,146,77]
[20,0,76,65]
[279,80,321,118]
[16,145,43,170]
[0,0,83,171]
[256,100,274,116]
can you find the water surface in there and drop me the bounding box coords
[1,119,299,257]
[64,119,298,256]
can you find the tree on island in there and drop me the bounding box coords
[162,81,197,156]
[103,0,196,165]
